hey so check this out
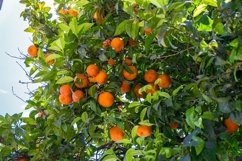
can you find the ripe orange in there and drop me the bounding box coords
[107,58,116,65]
[144,28,152,35]
[98,92,114,108]
[95,70,108,85]
[146,83,158,95]
[59,94,72,105]
[88,76,96,83]
[74,73,89,88]
[111,37,124,53]
[72,90,84,103]
[137,125,152,137]
[120,81,130,93]
[93,9,104,24]
[102,39,111,48]
[157,74,171,89]
[169,122,179,129]
[124,58,132,66]
[144,69,158,83]
[58,9,68,15]
[86,64,100,77]
[109,126,125,142]
[133,83,144,98]
[60,84,72,96]
[224,118,239,134]
[45,53,55,65]
[122,65,138,81]
[68,9,78,17]
[18,158,28,161]
[27,44,38,57]
[128,39,137,47]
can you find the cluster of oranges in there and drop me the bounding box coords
[109,125,152,142]
[58,84,85,105]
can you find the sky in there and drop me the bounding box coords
[0,0,54,116]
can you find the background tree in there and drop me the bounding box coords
[0,0,242,160]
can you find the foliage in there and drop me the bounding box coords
[1,0,242,160]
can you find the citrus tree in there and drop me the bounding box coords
[0,0,242,160]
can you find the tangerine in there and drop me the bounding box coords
[224,118,239,134]
[109,126,125,142]
[60,84,72,96]
[111,37,124,53]
[86,64,100,77]
[59,94,72,105]
[120,81,130,93]
[157,74,171,89]
[133,83,144,98]
[144,69,158,83]
[95,70,108,85]
[27,44,38,57]
[144,28,152,35]
[122,65,138,81]
[98,92,114,108]
[72,90,84,103]
[137,125,152,137]
[74,74,89,88]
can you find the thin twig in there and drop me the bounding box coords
[5,52,25,60]
[11,87,26,103]
[16,61,34,81]
[159,46,195,59]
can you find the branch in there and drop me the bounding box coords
[11,87,26,103]
[5,52,25,60]
[16,61,34,81]
[159,46,195,59]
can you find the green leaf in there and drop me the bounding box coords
[56,76,73,84]
[71,117,82,126]
[88,85,97,97]
[102,154,119,161]
[128,101,140,108]
[115,20,129,36]
[22,118,37,125]
[45,54,62,62]
[49,38,65,52]
[172,85,184,96]
[130,21,139,39]
[149,0,168,7]
[185,107,195,129]
[196,15,213,32]
[202,111,216,120]
[193,4,207,17]
[125,148,142,161]
[69,19,79,37]
[79,23,93,34]
[192,136,205,155]
[81,112,88,123]
[131,126,138,139]
[140,107,147,121]
[158,91,171,99]
[202,0,217,7]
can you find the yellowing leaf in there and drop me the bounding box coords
[193,4,207,17]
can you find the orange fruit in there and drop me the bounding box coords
[137,125,152,137]
[93,9,104,24]
[58,9,68,15]
[102,39,111,48]
[146,83,158,95]
[18,158,28,161]
[124,58,132,66]
[37,111,43,118]
[88,76,96,83]
[111,37,124,53]
[95,70,108,85]
[107,58,116,65]
[133,83,144,98]
[45,53,55,65]
[120,81,130,93]
[144,69,158,83]
[122,65,138,81]
[224,118,239,134]
[109,126,125,142]
[68,9,78,17]
[74,73,89,88]
[60,84,72,96]
[27,44,38,57]
[157,74,171,89]
[98,92,114,108]
[59,94,72,105]
[72,90,84,103]
[144,28,152,35]
[169,122,179,129]
[86,64,100,77]
[128,39,137,47]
